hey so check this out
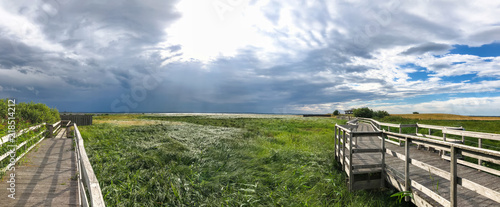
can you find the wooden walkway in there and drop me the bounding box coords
[0,128,79,206]
[350,123,499,206]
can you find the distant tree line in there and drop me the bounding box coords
[0,99,60,124]
[353,107,390,119]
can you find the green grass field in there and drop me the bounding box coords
[79,114,404,206]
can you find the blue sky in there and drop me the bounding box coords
[0,0,500,115]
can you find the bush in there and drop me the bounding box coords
[353,107,373,118]
[353,107,390,119]
[333,110,339,115]
[374,110,390,119]
[413,112,419,114]
[0,99,60,124]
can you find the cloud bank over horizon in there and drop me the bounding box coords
[1,0,499,115]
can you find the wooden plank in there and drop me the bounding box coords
[352,131,383,137]
[411,180,450,207]
[417,124,447,130]
[400,124,418,128]
[443,128,500,141]
[385,148,406,161]
[415,133,443,140]
[352,148,383,153]
[352,164,383,170]
[410,158,450,180]
[458,177,500,203]
[441,155,500,176]
[461,151,500,165]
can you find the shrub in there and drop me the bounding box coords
[353,107,373,118]
[413,112,419,114]
[333,110,339,115]
[0,99,60,124]
[374,110,390,119]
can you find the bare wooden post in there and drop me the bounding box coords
[399,125,402,145]
[450,145,458,207]
[443,128,447,142]
[342,130,346,173]
[478,138,483,166]
[405,137,411,202]
[428,128,431,135]
[334,126,337,162]
[381,130,386,188]
[415,123,419,135]
[461,126,465,144]
[349,131,353,191]
[46,123,53,138]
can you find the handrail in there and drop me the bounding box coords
[334,122,500,207]
[0,123,47,172]
[0,123,45,146]
[73,123,105,207]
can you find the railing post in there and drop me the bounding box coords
[381,130,386,188]
[415,123,419,135]
[334,126,337,162]
[461,126,465,144]
[349,131,353,191]
[46,123,53,138]
[399,124,402,145]
[428,128,431,135]
[443,128,447,142]
[478,138,482,166]
[342,130,346,174]
[450,145,458,207]
[405,137,411,202]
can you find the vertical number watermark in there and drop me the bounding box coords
[6,99,16,199]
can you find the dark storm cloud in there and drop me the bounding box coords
[1,0,499,113]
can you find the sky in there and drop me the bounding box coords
[0,0,499,115]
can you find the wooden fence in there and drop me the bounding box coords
[60,114,93,126]
[334,118,500,207]
[0,123,48,173]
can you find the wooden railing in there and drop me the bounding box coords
[359,118,500,168]
[0,123,47,173]
[334,119,500,207]
[73,123,105,207]
[1,120,73,173]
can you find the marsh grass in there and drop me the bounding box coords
[80,115,402,206]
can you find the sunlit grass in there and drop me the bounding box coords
[391,113,500,121]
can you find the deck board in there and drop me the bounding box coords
[346,123,499,206]
[0,130,79,207]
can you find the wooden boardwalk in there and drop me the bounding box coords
[0,128,79,206]
[350,123,499,206]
